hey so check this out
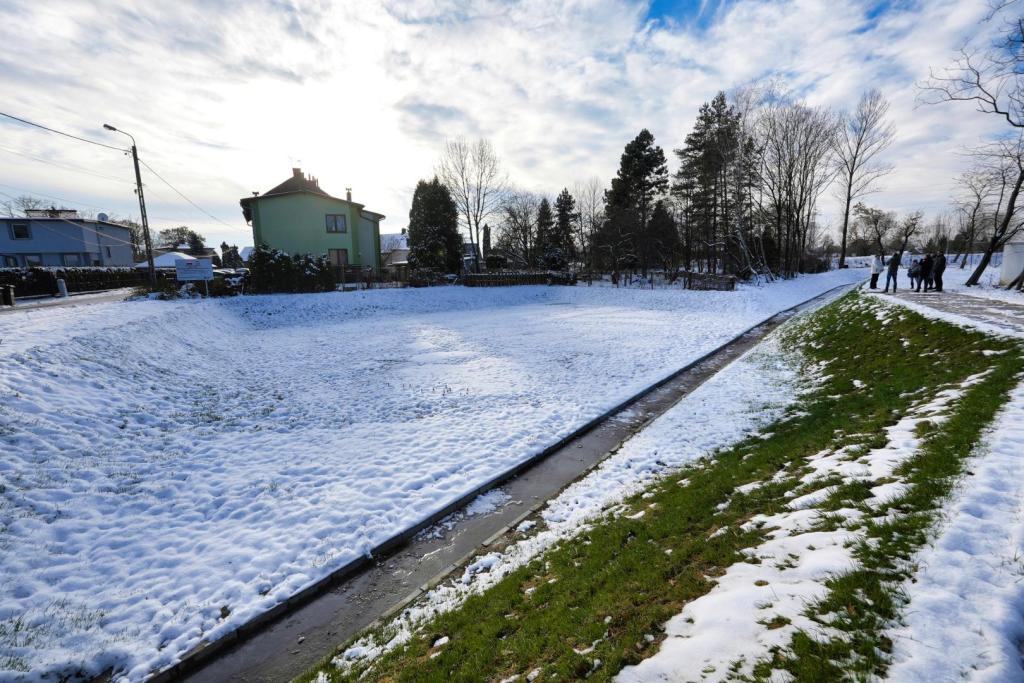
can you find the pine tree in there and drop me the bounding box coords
[602,129,668,275]
[408,177,462,273]
[535,198,561,269]
[554,188,577,269]
[483,224,491,256]
[647,200,679,271]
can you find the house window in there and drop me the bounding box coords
[326,214,347,233]
[63,253,82,266]
[328,248,348,266]
[3,255,16,267]
[9,222,30,240]
[24,254,42,267]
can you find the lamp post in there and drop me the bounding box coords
[103,123,156,289]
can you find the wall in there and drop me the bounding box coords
[0,219,134,267]
[1001,240,1024,285]
[253,194,359,263]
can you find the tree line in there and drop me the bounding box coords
[408,4,1024,290]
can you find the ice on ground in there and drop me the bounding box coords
[0,270,862,680]
[887,378,1024,682]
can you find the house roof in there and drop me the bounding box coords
[136,251,196,268]
[263,168,332,199]
[239,168,385,223]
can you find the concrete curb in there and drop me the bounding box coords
[141,281,858,683]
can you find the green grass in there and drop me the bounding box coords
[299,293,1024,683]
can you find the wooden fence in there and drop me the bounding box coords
[463,271,576,287]
[679,270,736,291]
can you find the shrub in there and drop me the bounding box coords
[248,245,337,294]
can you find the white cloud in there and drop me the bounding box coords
[0,0,1006,248]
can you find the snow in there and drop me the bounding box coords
[331,295,829,676]
[0,270,862,680]
[135,251,195,268]
[941,258,1022,305]
[618,321,987,682]
[886,378,1024,682]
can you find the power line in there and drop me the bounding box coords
[0,190,139,250]
[138,158,239,230]
[0,144,131,185]
[0,111,128,153]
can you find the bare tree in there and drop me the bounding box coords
[920,4,1024,129]
[756,99,840,276]
[1,194,46,216]
[495,190,539,268]
[571,177,605,272]
[895,211,924,262]
[965,135,1024,284]
[832,89,896,268]
[953,168,994,266]
[436,138,506,273]
[853,202,897,256]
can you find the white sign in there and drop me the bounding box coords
[175,259,213,281]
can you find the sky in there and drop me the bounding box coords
[0,0,1011,250]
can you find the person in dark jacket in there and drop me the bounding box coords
[909,258,921,290]
[884,252,900,293]
[932,253,947,292]
[918,254,934,292]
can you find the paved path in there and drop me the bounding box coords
[885,289,1024,337]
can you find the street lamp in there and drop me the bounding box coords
[103,123,156,289]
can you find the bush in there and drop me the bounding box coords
[0,267,153,297]
[248,245,336,294]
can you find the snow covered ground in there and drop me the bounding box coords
[0,271,861,680]
[886,379,1024,681]
[332,294,819,675]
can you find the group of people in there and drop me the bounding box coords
[869,252,947,293]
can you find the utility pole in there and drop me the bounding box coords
[103,123,156,289]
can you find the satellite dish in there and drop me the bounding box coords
[97,212,109,222]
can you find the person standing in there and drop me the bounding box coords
[909,258,921,291]
[884,252,900,293]
[918,254,934,293]
[870,254,883,289]
[932,252,947,292]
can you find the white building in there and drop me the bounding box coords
[1001,235,1024,285]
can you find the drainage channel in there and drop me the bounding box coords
[163,284,855,683]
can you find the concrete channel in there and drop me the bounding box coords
[158,284,855,683]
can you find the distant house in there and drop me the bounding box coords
[380,231,410,277]
[1002,235,1024,285]
[239,168,384,271]
[0,210,134,267]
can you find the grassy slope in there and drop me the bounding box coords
[301,293,1024,682]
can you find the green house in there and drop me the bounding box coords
[240,168,384,270]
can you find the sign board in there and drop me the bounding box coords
[175,259,213,281]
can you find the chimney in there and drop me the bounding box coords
[292,167,302,179]
[346,187,352,202]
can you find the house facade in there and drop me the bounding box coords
[0,212,134,267]
[240,168,384,271]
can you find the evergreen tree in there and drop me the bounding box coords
[535,197,563,269]
[554,188,577,268]
[672,92,756,275]
[603,129,668,274]
[482,224,491,256]
[408,177,462,273]
[647,200,679,271]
